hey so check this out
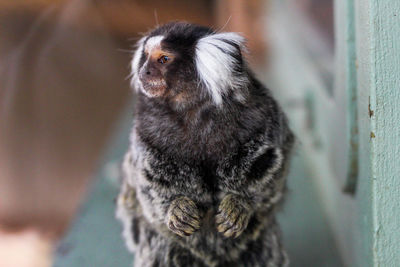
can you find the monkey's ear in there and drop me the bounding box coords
[195,32,248,105]
[130,36,146,91]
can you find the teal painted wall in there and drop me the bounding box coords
[268,0,400,266]
[356,1,400,265]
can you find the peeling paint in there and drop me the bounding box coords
[370,132,376,138]
[369,96,374,118]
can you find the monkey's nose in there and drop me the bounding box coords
[140,64,161,79]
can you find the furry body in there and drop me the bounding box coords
[116,22,294,267]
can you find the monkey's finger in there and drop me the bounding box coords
[216,215,235,233]
[217,222,230,234]
[224,229,243,238]
[216,205,242,222]
[217,210,250,238]
[168,220,192,237]
[170,214,199,232]
[215,213,226,225]
[174,197,200,218]
[173,205,201,224]
[222,223,244,238]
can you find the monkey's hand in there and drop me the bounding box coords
[216,194,252,238]
[167,196,202,237]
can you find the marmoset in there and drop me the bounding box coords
[116,22,294,267]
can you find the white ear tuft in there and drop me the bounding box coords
[195,32,248,105]
[130,37,146,92]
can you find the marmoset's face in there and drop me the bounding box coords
[130,22,247,107]
[138,36,175,98]
[133,32,201,107]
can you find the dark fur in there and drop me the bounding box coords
[116,22,294,267]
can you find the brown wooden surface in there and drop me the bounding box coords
[216,0,267,67]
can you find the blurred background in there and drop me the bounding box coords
[0,0,342,266]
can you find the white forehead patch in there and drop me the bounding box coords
[195,32,248,105]
[145,35,164,53]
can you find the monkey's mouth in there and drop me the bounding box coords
[141,79,167,97]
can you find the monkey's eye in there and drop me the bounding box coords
[157,55,169,64]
